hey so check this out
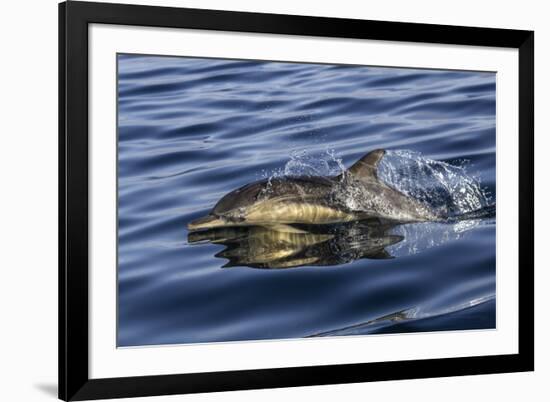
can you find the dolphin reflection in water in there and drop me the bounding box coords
[187,221,404,269]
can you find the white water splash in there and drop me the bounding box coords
[387,218,492,257]
[378,150,492,217]
[263,148,492,220]
[262,149,346,179]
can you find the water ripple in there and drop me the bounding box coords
[117,54,496,347]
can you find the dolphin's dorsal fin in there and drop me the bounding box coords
[346,149,386,181]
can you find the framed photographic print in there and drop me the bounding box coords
[59,1,534,400]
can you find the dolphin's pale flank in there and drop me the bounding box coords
[187,149,440,231]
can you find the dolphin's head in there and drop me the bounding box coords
[187,180,267,231]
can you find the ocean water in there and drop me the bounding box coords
[117,54,496,347]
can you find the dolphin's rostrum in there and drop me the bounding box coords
[187,149,440,231]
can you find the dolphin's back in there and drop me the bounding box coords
[213,176,335,215]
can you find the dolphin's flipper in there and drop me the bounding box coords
[346,149,386,181]
[366,249,394,259]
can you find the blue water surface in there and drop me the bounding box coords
[117,54,496,347]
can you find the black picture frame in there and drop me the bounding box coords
[59,1,534,400]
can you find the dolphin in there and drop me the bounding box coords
[187,149,440,231]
